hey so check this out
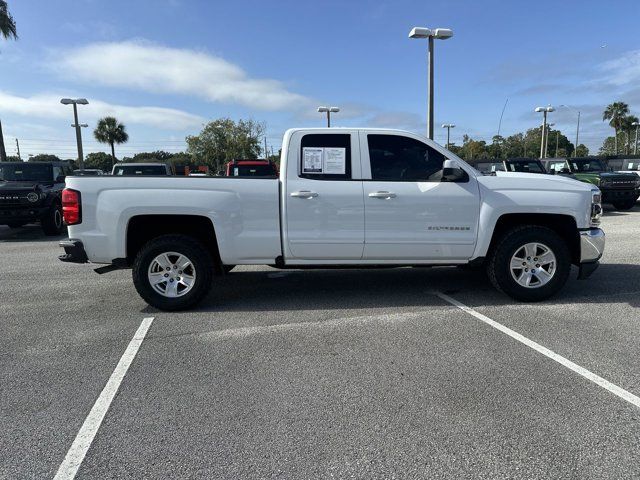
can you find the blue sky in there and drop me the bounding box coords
[1,0,639,159]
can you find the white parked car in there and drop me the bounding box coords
[59,128,604,310]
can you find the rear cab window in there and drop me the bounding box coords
[299,133,353,180]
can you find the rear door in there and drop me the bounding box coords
[361,132,480,261]
[284,131,365,260]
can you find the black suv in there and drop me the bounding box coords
[0,162,70,235]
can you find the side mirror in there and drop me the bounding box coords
[56,175,66,183]
[442,159,467,182]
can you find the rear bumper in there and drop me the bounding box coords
[59,239,88,264]
[577,228,605,279]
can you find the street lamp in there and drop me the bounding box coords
[535,105,554,159]
[317,106,340,127]
[560,105,581,157]
[409,26,453,140]
[61,98,89,169]
[441,123,455,149]
[632,121,640,155]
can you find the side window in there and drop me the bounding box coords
[367,134,445,181]
[300,134,351,180]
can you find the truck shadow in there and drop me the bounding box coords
[163,262,639,315]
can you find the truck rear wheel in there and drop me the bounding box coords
[487,226,571,302]
[132,234,214,311]
[42,202,64,236]
[611,199,636,210]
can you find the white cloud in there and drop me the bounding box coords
[52,40,312,111]
[0,91,205,129]
[597,50,640,86]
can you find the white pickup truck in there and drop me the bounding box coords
[59,128,605,311]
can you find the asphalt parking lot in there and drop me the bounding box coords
[1,204,640,479]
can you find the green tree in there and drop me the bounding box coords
[575,144,589,157]
[4,155,19,161]
[29,154,62,162]
[0,1,17,39]
[93,116,129,166]
[186,118,265,172]
[84,152,113,172]
[603,102,630,154]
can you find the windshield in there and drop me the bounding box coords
[570,159,606,173]
[113,165,168,176]
[231,164,277,176]
[0,163,53,182]
[506,161,546,173]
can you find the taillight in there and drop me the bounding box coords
[62,188,81,225]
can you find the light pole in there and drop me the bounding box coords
[560,105,581,157]
[535,105,554,159]
[317,106,340,127]
[60,98,89,169]
[409,27,453,140]
[441,123,455,149]
[633,121,640,155]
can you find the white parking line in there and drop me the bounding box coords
[437,292,640,409]
[53,317,155,480]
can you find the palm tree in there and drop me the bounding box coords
[93,117,129,165]
[603,102,630,154]
[0,1,17,39]
[621,115,639,155]
[0,1,17,162]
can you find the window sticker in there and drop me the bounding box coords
[323,148,346,174]
[302,147,324,173]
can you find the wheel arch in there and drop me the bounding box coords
[125,214,224,273]
[485,213,580,265]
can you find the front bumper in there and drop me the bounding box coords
[577,228,605,279]
[59,239,88,264]
[601,188,639,202]
[0,206,49,223]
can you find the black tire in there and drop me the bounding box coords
[132,234,214,311]
[611,199,636,211]
[7,222,26,229]
[222,265,235,274]
[41,202,64,236]
[487,226,571,302]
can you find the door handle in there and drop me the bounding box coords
[368,191,397,199]
[290,190,319,198]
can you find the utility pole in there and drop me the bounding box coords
[555,130,559,157]
[0,120,6,162]
[15,138,21,161]
[633,122,639,155]
[264,137,268,159]
[575,111,581,157]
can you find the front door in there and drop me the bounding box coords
[361,132,480,261]
[284,131,365,260]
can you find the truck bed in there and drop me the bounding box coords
[64,176,281,265]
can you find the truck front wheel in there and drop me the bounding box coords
[132,234,214,311]
[487,226,571,302]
